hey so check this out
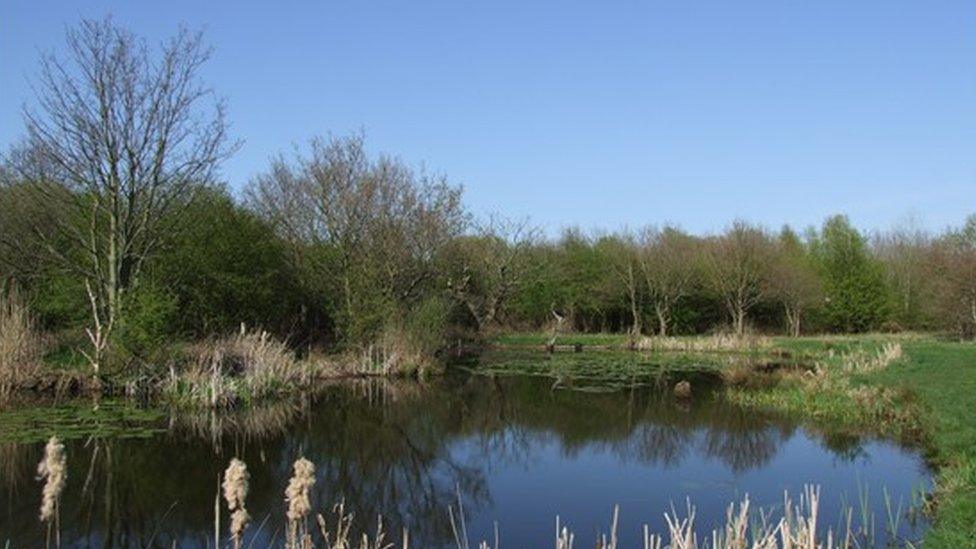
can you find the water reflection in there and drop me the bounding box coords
[0,373,927,547]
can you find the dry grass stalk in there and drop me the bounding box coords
[286,457,316,548]
[840,342,903,373]
[223,458,250,548]
[0,284,42,400]
[558,486,845,549]
[637,333,771,353]
[37,435,66,548]
[172,326,304,407]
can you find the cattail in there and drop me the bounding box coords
[285,457,316,547]
[286,457,315,521]
[37,435,66,523]
[223,458,250,547]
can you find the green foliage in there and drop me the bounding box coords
[29,270,89,330]
[112,281,178,360]
[403,296,453,359]
[152,187,303,338]
[812,216,889,332]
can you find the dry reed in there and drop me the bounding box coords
[637,333,771,353]
[839,342,903,373]
[169,326,306,407]
[0,284,42,400]
[28,451,895,549]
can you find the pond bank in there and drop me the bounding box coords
[475,333,976,547]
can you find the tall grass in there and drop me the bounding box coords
[166,327,308,408]
[637,333,772,353]
[0,284,42,401]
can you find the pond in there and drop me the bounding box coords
[0,370,930,547]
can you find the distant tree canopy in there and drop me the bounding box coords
[2,17,975,375]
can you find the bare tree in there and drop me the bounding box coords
[247,134,467,343]
[873,218,934,328]
[703,221,774,336]
[638,226,698,336]
[4,18,233,374]
[933,215,976,338]
[445,217,538,331]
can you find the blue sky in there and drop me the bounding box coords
[2,1,974,235]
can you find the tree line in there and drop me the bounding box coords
[1,19,974,370]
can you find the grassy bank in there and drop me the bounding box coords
[727,337,975,547]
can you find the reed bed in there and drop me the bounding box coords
[0,284,43,401]
[165,327,311,408]
[636,333,772,353]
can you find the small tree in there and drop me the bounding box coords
[248,134,467,345]
[768,227,822,336]
[5,18,234,375]
[703,221,774,336]
[599,233,643,338]
[445,217,538,331]
[639,226,699,336]
[812,216,889,333]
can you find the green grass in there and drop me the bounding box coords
[875,339,976,547]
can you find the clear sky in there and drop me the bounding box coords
[2,1,974,236]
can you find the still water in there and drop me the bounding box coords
[0,372,930,547]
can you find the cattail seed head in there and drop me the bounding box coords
[37,435,66,523]
[223,458,249,510]
[223,458,250,544]
[285,457,315,522]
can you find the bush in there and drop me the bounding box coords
[112,282,178,363]
[354,298,453,377]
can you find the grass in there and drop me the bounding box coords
[872,339,976,547]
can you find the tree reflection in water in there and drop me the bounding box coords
[0,373,907,548]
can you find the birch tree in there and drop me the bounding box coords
[4,18,233,374]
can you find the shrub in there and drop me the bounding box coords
[112,281,178,363]
[351,298,453,377]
